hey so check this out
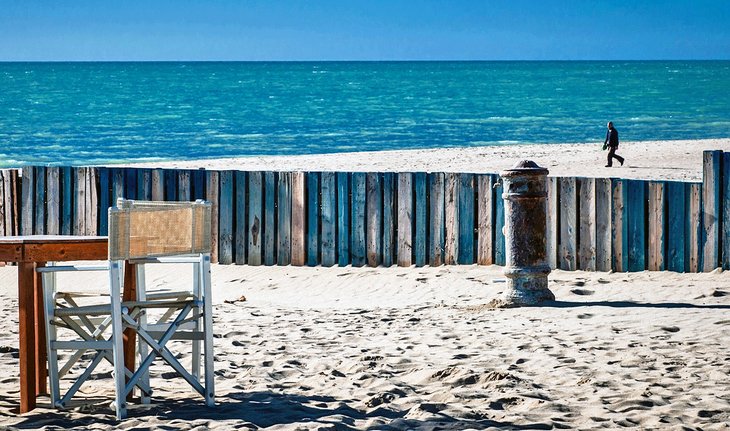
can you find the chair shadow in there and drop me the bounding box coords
[542,300,730,309]
[11,391,554,430]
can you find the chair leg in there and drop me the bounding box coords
[202,254,215,407]
[191,260,201,380]
[135,264,151,404]
[42,270,61,407]
[109,261,128,420]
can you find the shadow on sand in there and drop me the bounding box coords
[542,300,730,310]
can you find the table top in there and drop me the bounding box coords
[0,235,108,262]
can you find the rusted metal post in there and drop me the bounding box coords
[491,160,554,307]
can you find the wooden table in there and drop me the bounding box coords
[0,236,113,413]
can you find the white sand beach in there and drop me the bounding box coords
[134,138,730,182]
[0,263,728,430]
[1,141,729,430]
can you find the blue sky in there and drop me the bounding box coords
[1,0,728,61]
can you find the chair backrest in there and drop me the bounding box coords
[108,199,212,260]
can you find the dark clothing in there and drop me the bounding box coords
[605,128,619,148]
[604,126,623,166]
[607,146,624,167]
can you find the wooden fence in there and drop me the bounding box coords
[1,150,728,272]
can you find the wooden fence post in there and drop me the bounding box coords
[687,182,702,273]
[476,174,493,265]
[457,173,474,264]
[723,151,730,270]
[336,172,350,266]
[429,173,445,266]
[307,172,321,267]
[666,181,687,272]
[647,181,666,271]
[577,177,596,271]
[444,173,459,265]
[247,172,263,266]
[366,173,382,267]
[558,177,577,271]
[611,178,628,271]
[595,178,612,271]
[397,173,413,267]
[351,172,367,267]
[702,150,722,271]
[414,172,427,267]
[235,171,247,265]
[291,171,306,266]
[320,172,336,267]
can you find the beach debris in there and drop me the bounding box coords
[224,295,247,304]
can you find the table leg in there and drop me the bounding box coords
[122,261,137,402]
[18,262,37,413]
[34,262,48,396]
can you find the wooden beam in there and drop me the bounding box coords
[493,175,506,266]
[247,172,263,266]
[397,173,413,267]
[21,167,34,235]
[666,181,687,272]
[336,172,350,266]
[701,150,722,271]
[647,181,666,271]
[46,167,61,236]
[277,172,292,265]
[577,177,596,271]
[428,173,445,266]
[366,173,382,267]
[382,173,396,267]
[263,172,276,266]
[687,182,702,273]
[351,173,366,267]
[594,178,612,272]
[558,177,577,271]
[218,170,234,264]
[320,172,336,267]
[414,172,427,267]
[611,178,628,272]
[626,180,647,272]
[444,173,459,265]
[306,172,320,266]
[206,171,219,263]
[291,171,306,266]
[235,171,247,265]
[457,173,474,264]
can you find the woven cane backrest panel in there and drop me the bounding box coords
[108,199,212,260]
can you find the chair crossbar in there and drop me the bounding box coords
[53,340,113,350]
[37,265,110,273]
[55,304,112,317]
[130,256,202,264]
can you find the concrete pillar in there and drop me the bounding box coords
[491,160,554,307]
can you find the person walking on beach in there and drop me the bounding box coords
[604,121,624,167]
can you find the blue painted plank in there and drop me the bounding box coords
[277,172,292,265]
[34,166,46,234]
[177,170,191,201]
[124,168,137,200]
[164,169,177,201]
[62,167,73,235]
[263,171,276,265]
[247,172,263,265]
[626,179,646,272]
[666,181,686,272]
[98,168,110,235]
[351,172,366,267]
[307,172,320,266]
[320,172,336,266]
[193,168,206,200]
[382,173,395,267]
[720,152,730,270]
[701,150,722,271]
[337,172,350,266]
[218,171,234,264]
[414,172,427,267]
[458,173,475,264]
[493,174,506,266]
[428,173,445,266]
[235,171,247,265]
[137,168,151,200]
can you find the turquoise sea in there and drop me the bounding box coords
[0,61,729,167]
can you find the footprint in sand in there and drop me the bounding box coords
[570,288,594,296]
[577,313,594,319]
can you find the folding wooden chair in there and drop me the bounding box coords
[39,199,215,419]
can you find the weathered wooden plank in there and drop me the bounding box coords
[0,171,6,236]
[274,172,289,265]
[414,172,427,267]
[164,169,177,201]
[428,173,445,266]
[11,170,21,235]
[476,174,493,266]
[545,176,558,269]
[0,171,8,235]
[46,167,61,235]
[687,182,702,273]
[124,168,137,201]
[206,171,220,263]
[366,173,382,267]
[577,177,596,271]
[444,173,459,265]
[721,152,730,269]
[350,172,367,267]
[193,169,206,200]
[306,172,320,266]
[291,171,306,266]
[151,169,164,201]
[34,167,46,235]
[97,168,109,235]
[88,168,98,235]
[557,177,577,270]
[494,174,506,266]
[701,150,722,271]
[61,167,73,235]
[611,178,628,272]
[320,172,336,267]
[647,181,666,271]
[397,173,413,267]
[235,171,247,265]
[218,170,234,264]
[666,181,686,272]
[263,172,276,266]
[74,167,86,235]
[247,172,263,266]
[337,172,350,266]
[178,170,191,201]
[458,173,475,264]
[594,178,612,272]
[138,168,151,200]
[382,173,396,267]
[626,180,646,272]
[21,167,34,235]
